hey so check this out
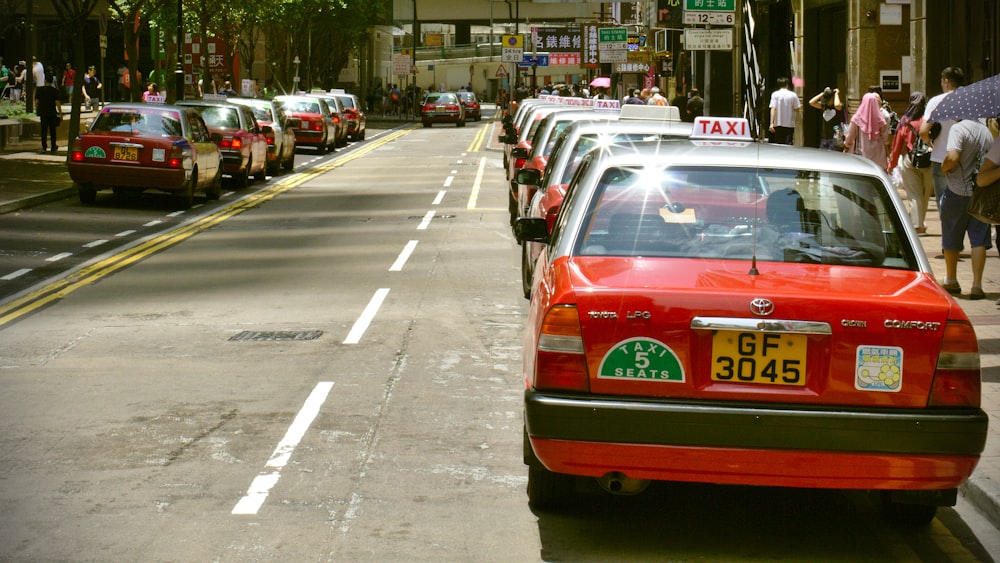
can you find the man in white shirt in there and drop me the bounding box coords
[768,77,800,145]
[921,66,964,202]
[31,56,45,88]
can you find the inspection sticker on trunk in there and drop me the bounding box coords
[855,345,903,392]
[598,337,685,382]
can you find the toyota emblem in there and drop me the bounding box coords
[749,298,774,316]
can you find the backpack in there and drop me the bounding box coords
[906,123,931,168]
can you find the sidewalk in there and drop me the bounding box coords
[0,123,997,532]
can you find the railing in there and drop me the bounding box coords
[397,43,503,61]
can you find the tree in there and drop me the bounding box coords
[50,0,100,157]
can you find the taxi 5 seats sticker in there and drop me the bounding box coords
[855,345,903,392]
[598,337,685,382]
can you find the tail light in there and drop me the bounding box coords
[514,156,527,170]
[930,320,981,407]
[167,145,186,169]
[332,115,341,125]
[534,305,589,392]
[312,121,322,132]
[264,131,275,146]
[70,139,85,162]
[219,137,241,150]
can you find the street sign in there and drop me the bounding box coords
[685,0,736,10]
[684,11,736,25]
[501,35,524,63]
[520,54,549,67]
[684,28,733,51]
[598,26,628,64]
[495,64,508,77]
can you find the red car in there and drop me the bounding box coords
[514,117,987,525]
[275,95,338,153]
[332,91,367,141]
[420,92,465,127]
[178,100,268,188]
[68,103,222,208]
[229,97,298,175]
[306,93,349,148]
[457,91,482,121]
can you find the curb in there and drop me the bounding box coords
[0,186,76,215]
[961,473,1000,529]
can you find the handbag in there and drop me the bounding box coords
[906,123,931,168]
[968,179,1000,224]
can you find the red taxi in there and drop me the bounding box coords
[457,91,482,121]
[274,95,338,153]
[229,97,298,175]
[68,103,222,208]
[420,92,466,127]
[178,100,268,188]
[306,92,349,148]
[514,117,987,524]
[332,90,367,141]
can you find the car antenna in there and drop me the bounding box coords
[749,168,760,276]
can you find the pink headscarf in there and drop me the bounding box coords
[851,92,887,140]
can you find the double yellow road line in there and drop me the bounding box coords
[0,127,415,330]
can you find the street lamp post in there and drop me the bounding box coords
[293,56,300,92]
[175,0,184,101]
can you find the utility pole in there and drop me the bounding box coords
[174,0,184,101]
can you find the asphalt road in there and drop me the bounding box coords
[0,115,997,561]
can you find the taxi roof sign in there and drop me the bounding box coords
[690,116,753,141]
[619,105,681,122]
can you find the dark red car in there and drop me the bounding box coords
[178,100,268,188]
[457,91,482,121]
[274,95,338,154]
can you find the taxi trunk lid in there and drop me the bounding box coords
[569,257,962,409]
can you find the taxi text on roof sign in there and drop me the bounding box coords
[690,116,753,141]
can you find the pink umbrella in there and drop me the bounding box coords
[590,76,611,89]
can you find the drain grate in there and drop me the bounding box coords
[229,330,324,342]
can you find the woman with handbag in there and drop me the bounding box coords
[889,92,934,233]
[844,92,889,171]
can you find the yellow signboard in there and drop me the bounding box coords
[502,34,523,49]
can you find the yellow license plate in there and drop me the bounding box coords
[113,146,138,161]
[711,331,806,386]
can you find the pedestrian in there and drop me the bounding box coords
[31,56,45,91]
[920,67,965,203]
[843,92,889,171]
[888,92,934,233]
[938,118,993,299]
[768,77,800,145]
[116,63,128,101]
[624,88,644,105]
[670,89,687,111]
[685,88,704,122]
[61,62,76,103]
[0,57,9,98]
[219,81,237,97]
[809,87,845,150]
[34,75,62,154]
[83,65,102,110]
[10,61,26,102]
[647,86,667,106]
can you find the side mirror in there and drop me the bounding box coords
[514,218,550,243]
[511,147,529,159]
[515,168,541,186]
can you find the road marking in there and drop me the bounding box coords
[46,253,72,262]
[167,211,185,217]
[143,220,163,227]
[433,190,446,205]
[417,210,435,230]
[390,240,419,271]
[83,240,108,248]
[467,122,488,152]
[232,381,334,515]
[1,269,31,281]
[466,156,488,209]
[443,175,454,187]
[115,230,137,237]
[343,288,390,344]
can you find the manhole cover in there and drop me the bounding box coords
[229,330,323,342]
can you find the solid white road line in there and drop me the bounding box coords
[343,288,391,344]
[390,240,419,272]
[232,381,335,515]
[466,156,487,209]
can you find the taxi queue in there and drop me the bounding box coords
[500,95,988,525]
[67,90,366,208]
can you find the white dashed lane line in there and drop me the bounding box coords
[343,288,391,345]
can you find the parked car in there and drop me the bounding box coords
[305,92,349,148]
[420,92,466,127]
[456,91,482,121]
[514,116,987,525]
[68,103,222,208]
[274,94,338,154]
[178,100,268,188]
[331,90,367,141]
[230,97,298,174]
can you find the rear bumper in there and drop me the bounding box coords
[291,130,325,146]
[69,162,187,192]
[422,114,462,123]
[525,390,987,489]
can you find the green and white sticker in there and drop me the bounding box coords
[84,146,106,159]
[598,337,685,382]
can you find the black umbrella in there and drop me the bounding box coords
[928,73,1000,122]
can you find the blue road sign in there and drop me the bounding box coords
[519,55,550,67]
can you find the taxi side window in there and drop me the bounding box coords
[186,112,208,142]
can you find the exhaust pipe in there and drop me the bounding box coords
[597,472,650,496]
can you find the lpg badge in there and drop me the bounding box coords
[598,337,685,382]
[855,345,903,392]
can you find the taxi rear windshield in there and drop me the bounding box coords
[91,110,183,136]
[193,106,241,129]
[574,166,917,269]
